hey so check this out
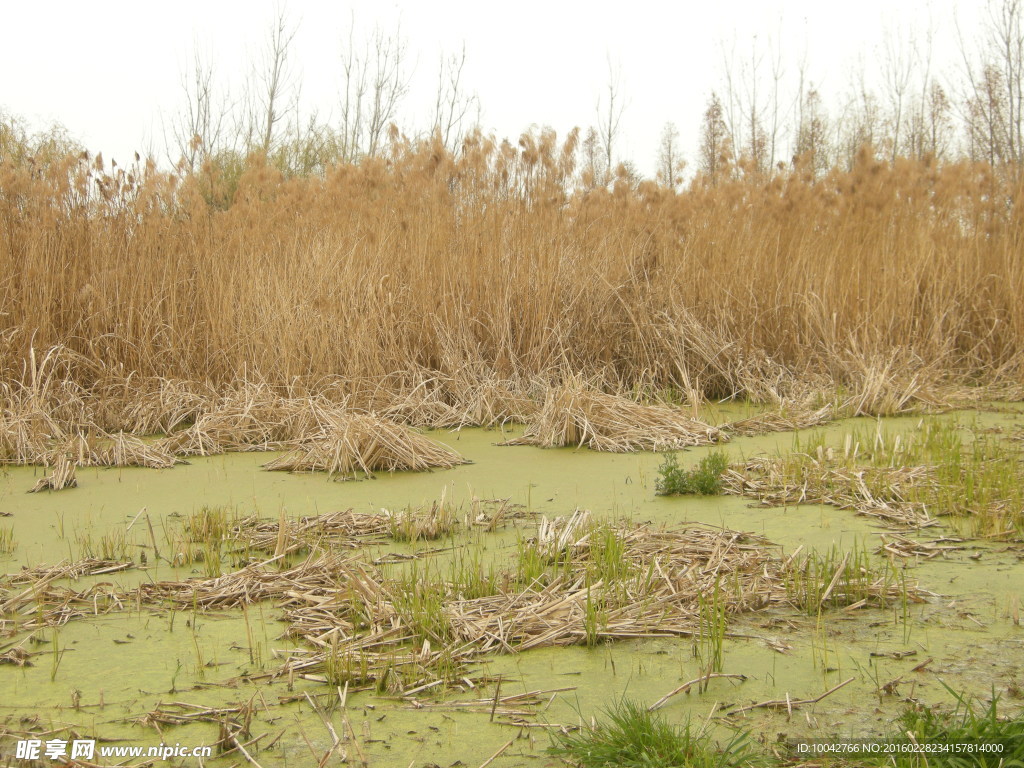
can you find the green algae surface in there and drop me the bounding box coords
[1,411,1022,766]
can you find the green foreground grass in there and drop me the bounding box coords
[549,692,1024,767]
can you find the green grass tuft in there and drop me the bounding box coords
[549,697,764,768]
[886,687,1024,767]
[656,451,730,496]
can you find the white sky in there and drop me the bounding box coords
[0,0,989,175]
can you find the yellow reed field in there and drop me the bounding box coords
[1,132,1023,435]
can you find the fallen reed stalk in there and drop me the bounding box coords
[725,676,855,716]
[648,673,749,711]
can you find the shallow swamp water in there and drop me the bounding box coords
[1,407,1023,767]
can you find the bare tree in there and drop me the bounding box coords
[433,44,478,152]
[241,9,300,156]
[338,18,408,161]
[698,92,732,184]
[656,122,685,189]
[924,81,954,160]
[720,33,775,176]
[339,20,368,162]
[580,127,605,190]
[170,50,230,169]
[794,85,830,176]
[836,64,884,170]
[966,64,1011,164]
[366,25,407,157]
[959,0,1024,167]
[596,57,625,185]
[882,28,916,164]
[995,0,1024,164]
[767,31,785,171]
[743,43,769,174]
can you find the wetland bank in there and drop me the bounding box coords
[5,30,1024,761]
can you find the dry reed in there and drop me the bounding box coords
[28,456,77,492]
[2,558,135,587]
[876,534,967,560]
[230,509,392,556]
[722,457,937,527]
[263,412,466,478]
[272,515,928,688]
[720,404,834,437]
[229,500,526,557]
[2,136,1022,445]
[0,517,930,695]
[505,379,725,451]
[379,373,538,428]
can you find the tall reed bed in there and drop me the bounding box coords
[2,133,1023,418]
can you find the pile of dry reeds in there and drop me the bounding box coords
[0,353,91,466]
[0,553,364,637]
[273,515,930,688]
[721,404,834,438]
[0,349,197,470]
[230,499,527,558]
[263,412,466,478]
[379,372,538,429]
[3,559,135,586]
[0,559,136,636]
[95,376,216,436]
[90,432,178,468]
[505,380,725,452]
[28,456,77,492]
[876,534,967,560]
[722,457,937,527]
[154,382,338,456]
[231,509,393,556]
[0,515,932,698]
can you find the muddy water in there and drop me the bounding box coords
[1,410,1022,766]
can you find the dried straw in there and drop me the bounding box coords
[720,404,833,437]
[263,413,466,478]
[722,457,937,528]
[505,380,725,452]
[28,456,77,492]
[0,516,932,698]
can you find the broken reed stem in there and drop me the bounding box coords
[478,739,514,768]
[490,675,503,722]
[227,730,265,768]
[648,673,748,711]
[726,676,855,716]
[818,552,851,606]
[145,511,160,562]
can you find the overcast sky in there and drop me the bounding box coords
[0,0,990,175]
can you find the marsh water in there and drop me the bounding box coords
[1,409,1022,766]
